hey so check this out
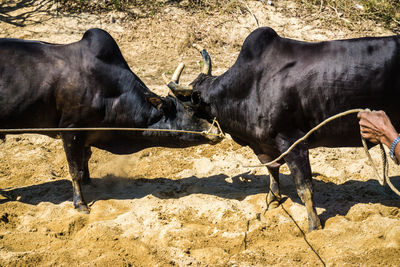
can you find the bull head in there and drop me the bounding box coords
[162,44,212,100]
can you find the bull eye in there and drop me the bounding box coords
[191,92,201,105]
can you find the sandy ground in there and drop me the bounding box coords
[1,0,400,266]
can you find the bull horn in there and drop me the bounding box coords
[193,44,212,75]
[171,62,185,83]
[162,64,193,97]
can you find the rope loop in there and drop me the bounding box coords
[201,117,225,139]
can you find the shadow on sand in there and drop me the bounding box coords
[0,0,56,27]
[1,172,400,223]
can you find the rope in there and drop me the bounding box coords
[361,138,386,186]
[0,117,225,139]
[279,204,326,266]
[244,109,365,167]
[1,109,398,196]
[242,108,400,197]
[262,190,326,265]
[361,137,400,196]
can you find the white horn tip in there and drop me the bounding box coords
[171,62,185,83]
[193,43,204,52]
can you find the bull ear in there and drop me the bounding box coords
[147,96,164,110]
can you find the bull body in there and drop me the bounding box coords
[0,28,220,212]
[168,27,400,231]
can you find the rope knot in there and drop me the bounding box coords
[201,117,225,138]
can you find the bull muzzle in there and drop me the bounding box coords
[201,117,224,144]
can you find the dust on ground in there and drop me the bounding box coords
[1,0,400,266]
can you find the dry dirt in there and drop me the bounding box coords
[1,0,400,266]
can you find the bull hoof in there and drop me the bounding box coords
[266,191,282,210]
[266,200,280,210]
[75,203,90,214]
[308,224,322,232]
[308,218,322,232]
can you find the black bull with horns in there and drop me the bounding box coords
[0,28,222,213]
[163,27,400,232]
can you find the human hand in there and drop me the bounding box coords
[357,110,398,147]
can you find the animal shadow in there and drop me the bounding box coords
[311,175,400,222]
[0,179,72,205]
[1,172,399,224]
[0,172,268,207]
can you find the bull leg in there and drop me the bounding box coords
[279,140,321,232]
[256,154,282,209]
[81,147,92,185]
[61,133,89,213]
[266,166,281,209]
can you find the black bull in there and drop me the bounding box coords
[0,28,221,212]
[165,27,400,232]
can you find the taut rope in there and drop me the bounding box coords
[0,117,225,139]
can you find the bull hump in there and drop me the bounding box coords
[239,27,278,60]
[81,28,127,66]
